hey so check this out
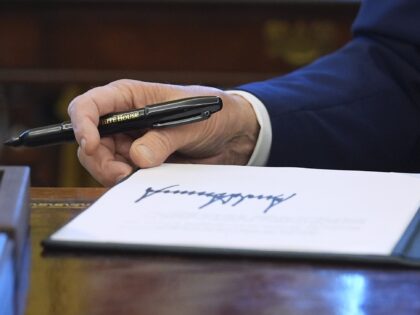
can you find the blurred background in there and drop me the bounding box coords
[0,0,359,187]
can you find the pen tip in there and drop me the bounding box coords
[4,137,22,147]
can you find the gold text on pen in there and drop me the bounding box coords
[100,112,141,125]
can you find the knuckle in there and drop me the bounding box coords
[67,95,81,116]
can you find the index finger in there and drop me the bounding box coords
[67,82,136,155]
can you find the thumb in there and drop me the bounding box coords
[129,129,184,168]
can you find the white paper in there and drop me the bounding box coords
[49,164,420,256]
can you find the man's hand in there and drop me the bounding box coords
[68,79,259,186]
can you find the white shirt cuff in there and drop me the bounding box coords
[225,90,272,166]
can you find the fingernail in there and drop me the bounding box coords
[136,144,154,164]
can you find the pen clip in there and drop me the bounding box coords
[152,111,211,128]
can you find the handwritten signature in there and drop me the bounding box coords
[135,185,296,213]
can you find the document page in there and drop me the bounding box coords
[48,164,420,256]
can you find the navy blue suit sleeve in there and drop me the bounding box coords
[237,0,420,172]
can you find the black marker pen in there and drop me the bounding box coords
[4,96,223,147]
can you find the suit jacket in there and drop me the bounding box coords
[238,0,420,172]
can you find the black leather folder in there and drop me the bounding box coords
[41,165,420,267]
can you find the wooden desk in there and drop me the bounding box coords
[26,187,420,315]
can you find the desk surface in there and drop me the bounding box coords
[26,187,420,315]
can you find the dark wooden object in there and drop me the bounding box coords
[25,187,420,315]
[0,1,358,86]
